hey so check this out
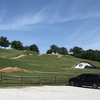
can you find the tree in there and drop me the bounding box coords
[50,44,59,54]
[23,46,29,50]
[85,49,96,60]
[69,46,83,58]
[46,49,52,54]
[0,36,10,49]
[11,40,23,50]
[60,47,68,55]
[29,44,39,53]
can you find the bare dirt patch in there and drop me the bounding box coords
[38,53,45,56]
[57,55,62,58]
[0,56,6,58]
[10,54,32,59]
[38,54,63,58]
[48,54,63,58]
[24,50,26,52]
[0,67,30,73]
[10,55,26,59]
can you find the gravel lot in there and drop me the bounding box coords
[0,86,100,100]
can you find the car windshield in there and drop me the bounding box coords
[78,74,86,78]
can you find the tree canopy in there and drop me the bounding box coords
[60,47,68,55]
[47,44,68,55]
[69,46,83,58]
[69,46,100,62]
[11,40,23,50]
[29,44,39,53]
[0,36,10,49]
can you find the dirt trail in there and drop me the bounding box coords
[0,67,30,73]
[48,54,63,58]
[57,55,62,58]
[0,56,6,58]
[10,55,26,59]
[38,54,62,58]
[10,54,32,59]
[38,53,45,56]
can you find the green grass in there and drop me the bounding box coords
[0,48,100,86]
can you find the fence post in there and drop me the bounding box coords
[21,75,23,84]
[55,76,57,84]
[39,75,42,84]
[1,74,3,84]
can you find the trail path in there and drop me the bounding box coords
[10,54,32,59]
[38,54,63,58]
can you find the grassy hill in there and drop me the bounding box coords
[0,48,100,77]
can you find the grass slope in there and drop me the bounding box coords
[0,48,100,77]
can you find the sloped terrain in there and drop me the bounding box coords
[0,48,100,77]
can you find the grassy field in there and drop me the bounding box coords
[0,48,100,86]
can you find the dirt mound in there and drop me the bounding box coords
[10,54,32,59]
[57,55,62,58]
[48,54,63,58]
[24,50,26,52]
[10,55,26,59]
[38,53,45,56]
[38,54,62,58]
[0,67,29,73]
[0,56,6,58]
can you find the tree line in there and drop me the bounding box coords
[46,44,68,55]
[0,36,39,53]
[0,36,100,62]
[69,46,100,62]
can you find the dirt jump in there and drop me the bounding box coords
[38,54,62,58]
[0,67,30,73]
[10,54,32,59]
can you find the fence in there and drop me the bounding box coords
[0,74,70,84]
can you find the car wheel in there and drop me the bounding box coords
[70,81,75,86]
[92,83,98,89]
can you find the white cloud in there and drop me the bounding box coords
[0,0,100,31]
[62,12,100,22]
[0,10,5,22]
[83,41,100,50]
[0,11,45,30]
[85,28,100,39]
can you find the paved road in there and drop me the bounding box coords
[0,86,100,100]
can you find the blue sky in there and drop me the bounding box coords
[0,0,100,53]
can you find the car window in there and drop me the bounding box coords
[85,74,91,78]
[78,74,86,78]
[90,74,99,79]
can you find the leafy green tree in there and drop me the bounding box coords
[50,44,59,54]
[60,47,68,55]
[84,49,94,60]
[0,36,10,49]
[94,50,100,62]
[29,44,39,53]
[23,46,29,50]
[69,46,83,58]
[46,49,52,54]
[11,40,23,50]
